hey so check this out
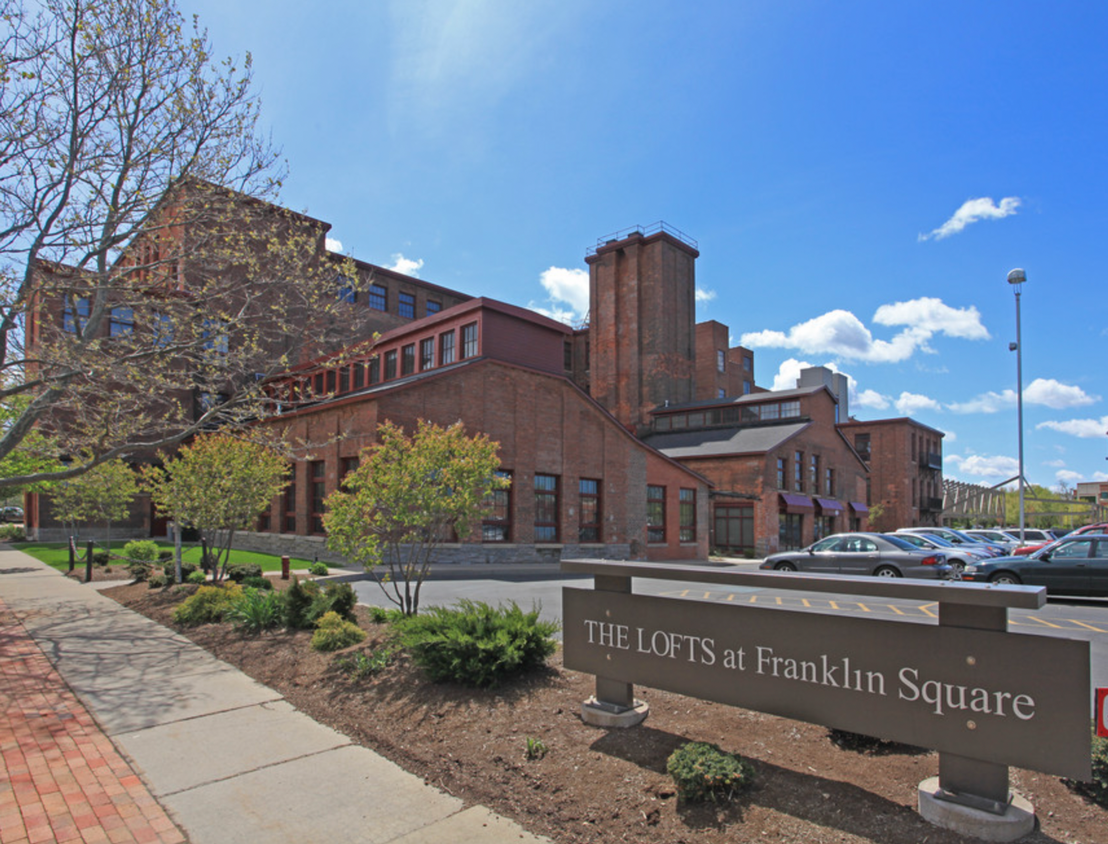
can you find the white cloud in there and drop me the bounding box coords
[740,298,987,363]
[949,379,1097,414]
[1036,415,1108,439]
[872,297,990,341]
[1094,472,1108,482]
[894,391,941,416]
[945,452,1020,479]
[1044,459,1066,468]
[695,287,716,303]
[943,430,957,443]
[770,358,811,391]
[1055,469,1084,484]
[325,237,344,253]
[528,266,589,326]
[387,253,424,277]
[855,389,890,410]
[918,196,1021,242]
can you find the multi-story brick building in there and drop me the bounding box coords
[838,417,945,532]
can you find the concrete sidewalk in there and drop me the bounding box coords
[0,547,548,844]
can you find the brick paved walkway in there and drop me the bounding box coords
[0,598,187,844]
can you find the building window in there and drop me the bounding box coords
[461,322,478,358]
[714,504,753,555]
[534,474,559,542]
[825,467,834,497]
[339,456,359,488]
[63,296,90,334]
[426,300,441,315]
[762,403,779,421]
[579,479,600,543]
[325,369,336,394]
[780,401,800,418]
[564,341,573,371]
[153,312,174,348]
[647,485,666,543]
[109,306,134,336]
[201,319,228,355]
[368,357,380,384]
[368,284,387,311]
[793,451,803,492]
[313,372,324,396]
[384,350,397,380]
[353,363,365,389]
[717,350,725,372]
[717,388,725,399]
[743,356,752,372]
[777,457,786,489]
[309,460,326,535]
[401,343,415,375]
[743,380,752,395]
[420,337,435,370]
[284,464,298,533]
[398,292,415,319]
[854,433,871,462]
[440,331,455,365]
[336,281,356,304]
[482,470,512,541]
[339,367,350,393]
[679,488,696,542]
[809,454,819,493]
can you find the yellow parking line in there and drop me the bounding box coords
[749,595,758,603]
[857,603,871,613]
[829,600,840,610]
[919,603,938,619]
[1067,619,1108,633]
[889,605,905,615]
[1022,616,1064,629]
[801,598,812,608]
[725,593,735,602]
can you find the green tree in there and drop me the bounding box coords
[144,434,288,582]
[0,0,365,492]
[50,458,138,551]
[325,420,508,615]
[145,434,288,580]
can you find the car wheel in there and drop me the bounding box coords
[774,562,797,572]
[990,572,1022,586]
[948,560,965,577]
[874,566,901,578]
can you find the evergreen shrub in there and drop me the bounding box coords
[395,600,558,687]
[172,584,242,626]
[311,611,367,652]
[666,742,755,803]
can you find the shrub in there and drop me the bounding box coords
[172,584,242,626]
[241,575,273,591]
[1065,725,1108,808]
[308,561,329,576]
[227,588,285,632]
[312,582,356,622]
[187,570,207,584]
[311,611,367,652]
[0,524,26,541]
[226,562,263,582]
[366,605,404,624]
[666,742,755,803]
[335,647,396,679]
[285,578,358,629]
[123,540,160,581]
[92,551,110,566]
[158,550,173,561]
[283,578,321,628]
[394,600,558,688]
[147,572,168,589]
[163,559,198,582]
[127,560,154,581]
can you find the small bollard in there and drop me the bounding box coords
[85,540,94,583]
[68,536,76,572]
[281,555,290,580]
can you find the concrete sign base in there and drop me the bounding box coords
[918,777,1035,842]
[580,696,649,728]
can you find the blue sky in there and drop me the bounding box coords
[185,0,1108,491]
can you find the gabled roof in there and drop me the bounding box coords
[651,385,829,414]
[641,422,810,458]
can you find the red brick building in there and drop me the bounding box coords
[838,417,945,532]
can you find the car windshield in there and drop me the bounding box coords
[918,534,955,548]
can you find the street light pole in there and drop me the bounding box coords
[1007,268,1027,542]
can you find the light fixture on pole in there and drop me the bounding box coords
[1007,268,1027,542]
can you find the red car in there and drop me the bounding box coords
[1012,523,1108,556]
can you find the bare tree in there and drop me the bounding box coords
[0,0,367,490]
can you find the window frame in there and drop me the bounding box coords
[482,470,512,542]
[309,460,326,535]
[398,291,416,319]
[534,473,559,543]
[63,296,90,334]
[578,478,601,543]
[679,488,696,542]
[647,485,666,543]
[420,337,435,371]
[461,322,478,358]
[368,284,387,311]
[109,306,134,336]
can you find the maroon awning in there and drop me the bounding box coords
[849,501,869,514]
[816,498,844,514]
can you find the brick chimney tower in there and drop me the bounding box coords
[585,224,699,434]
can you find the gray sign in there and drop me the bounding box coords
[563,587,1091,780]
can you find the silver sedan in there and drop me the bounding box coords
[759,532,954,579]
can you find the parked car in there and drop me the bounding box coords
[892,532,989,576]
[895,526,1004,557]
[962,529,1021,551]
[0,505,23,523]
[760,532,953,579]
[960,534,1108,597]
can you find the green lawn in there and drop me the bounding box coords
[13,541,323,573]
